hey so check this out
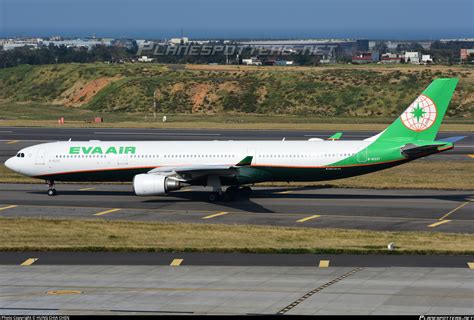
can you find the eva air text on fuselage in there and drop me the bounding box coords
[69,146,136,155]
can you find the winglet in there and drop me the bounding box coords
[235,156,253,166]
[328,132,343,141]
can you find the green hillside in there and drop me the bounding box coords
[0,63,472,118]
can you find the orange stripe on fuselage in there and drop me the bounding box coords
[33,165,157,178]
[33,158,409,178]
[437,145,453,152]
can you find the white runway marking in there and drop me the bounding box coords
[304,134,368,137]
[0,139,48,142]
[93,132,221,136]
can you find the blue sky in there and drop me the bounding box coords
[1,0,473,39]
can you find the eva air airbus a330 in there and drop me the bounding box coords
[5,78,465,202]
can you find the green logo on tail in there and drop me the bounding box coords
[400,94,437,132]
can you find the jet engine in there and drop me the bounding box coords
[133,174,181,196]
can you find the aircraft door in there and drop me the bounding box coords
[35,149,46,165]
[356,148,367,163]
[118,153,128,165]
[247,148,256,165]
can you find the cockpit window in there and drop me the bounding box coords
[16,153,25,158]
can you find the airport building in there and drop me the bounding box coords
[356,39,369,51]
[380,53,402,64]
[460,48,474,62]
[404,51,421,64]
[137,56,154,62]
[169,37,189,45]
[42,38,113,50]
[241,56,262,65]
[422,54,433,64]
[1,38,42,50]
[351,51,380,63]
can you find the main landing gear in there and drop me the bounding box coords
[207,186,253,202]
[206,175,253,202]
[46,180,57,196]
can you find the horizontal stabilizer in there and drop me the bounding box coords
[438,136,466,143]
[401,142,452,158]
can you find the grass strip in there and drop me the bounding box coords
[0,119,472,131]
[0,218,472,255]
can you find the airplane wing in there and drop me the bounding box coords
[147,156,253,181]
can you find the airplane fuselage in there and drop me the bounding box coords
[5,139,410,185]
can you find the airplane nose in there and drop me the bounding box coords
[4,157,15,171]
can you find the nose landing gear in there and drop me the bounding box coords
[46,180,57,196]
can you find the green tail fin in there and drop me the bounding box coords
[374,78,458,142]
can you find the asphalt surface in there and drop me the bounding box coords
[0,252,472,268]
[0,184,472,233]
[0,127,473,162]
[1,265,473,315]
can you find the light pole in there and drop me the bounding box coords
[153,89,157,120]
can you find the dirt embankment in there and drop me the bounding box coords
[58,76,121,106]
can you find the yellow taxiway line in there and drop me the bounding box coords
[6,140,18,144]
[94,208,121,216]
[296,215,321,223]
[319,260,330,268]
[202,211,229,219]
[468,262,474,269]
[428,220,451,228]
[47,290,82,295]
[170,259,183,266]
[20,258,38,266]
[0,205,17,211]
[439,201,471,220]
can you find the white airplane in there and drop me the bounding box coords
[4,79,464,202]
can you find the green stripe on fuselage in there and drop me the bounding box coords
[35,159,410,184]
[243,159,408,184]
[331,140,405,167]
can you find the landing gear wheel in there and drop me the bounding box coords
[46,180,56,196]
[240,186,252,197]
[208,192,220,202]
[221,193,232,202]
[225,186,238,201]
